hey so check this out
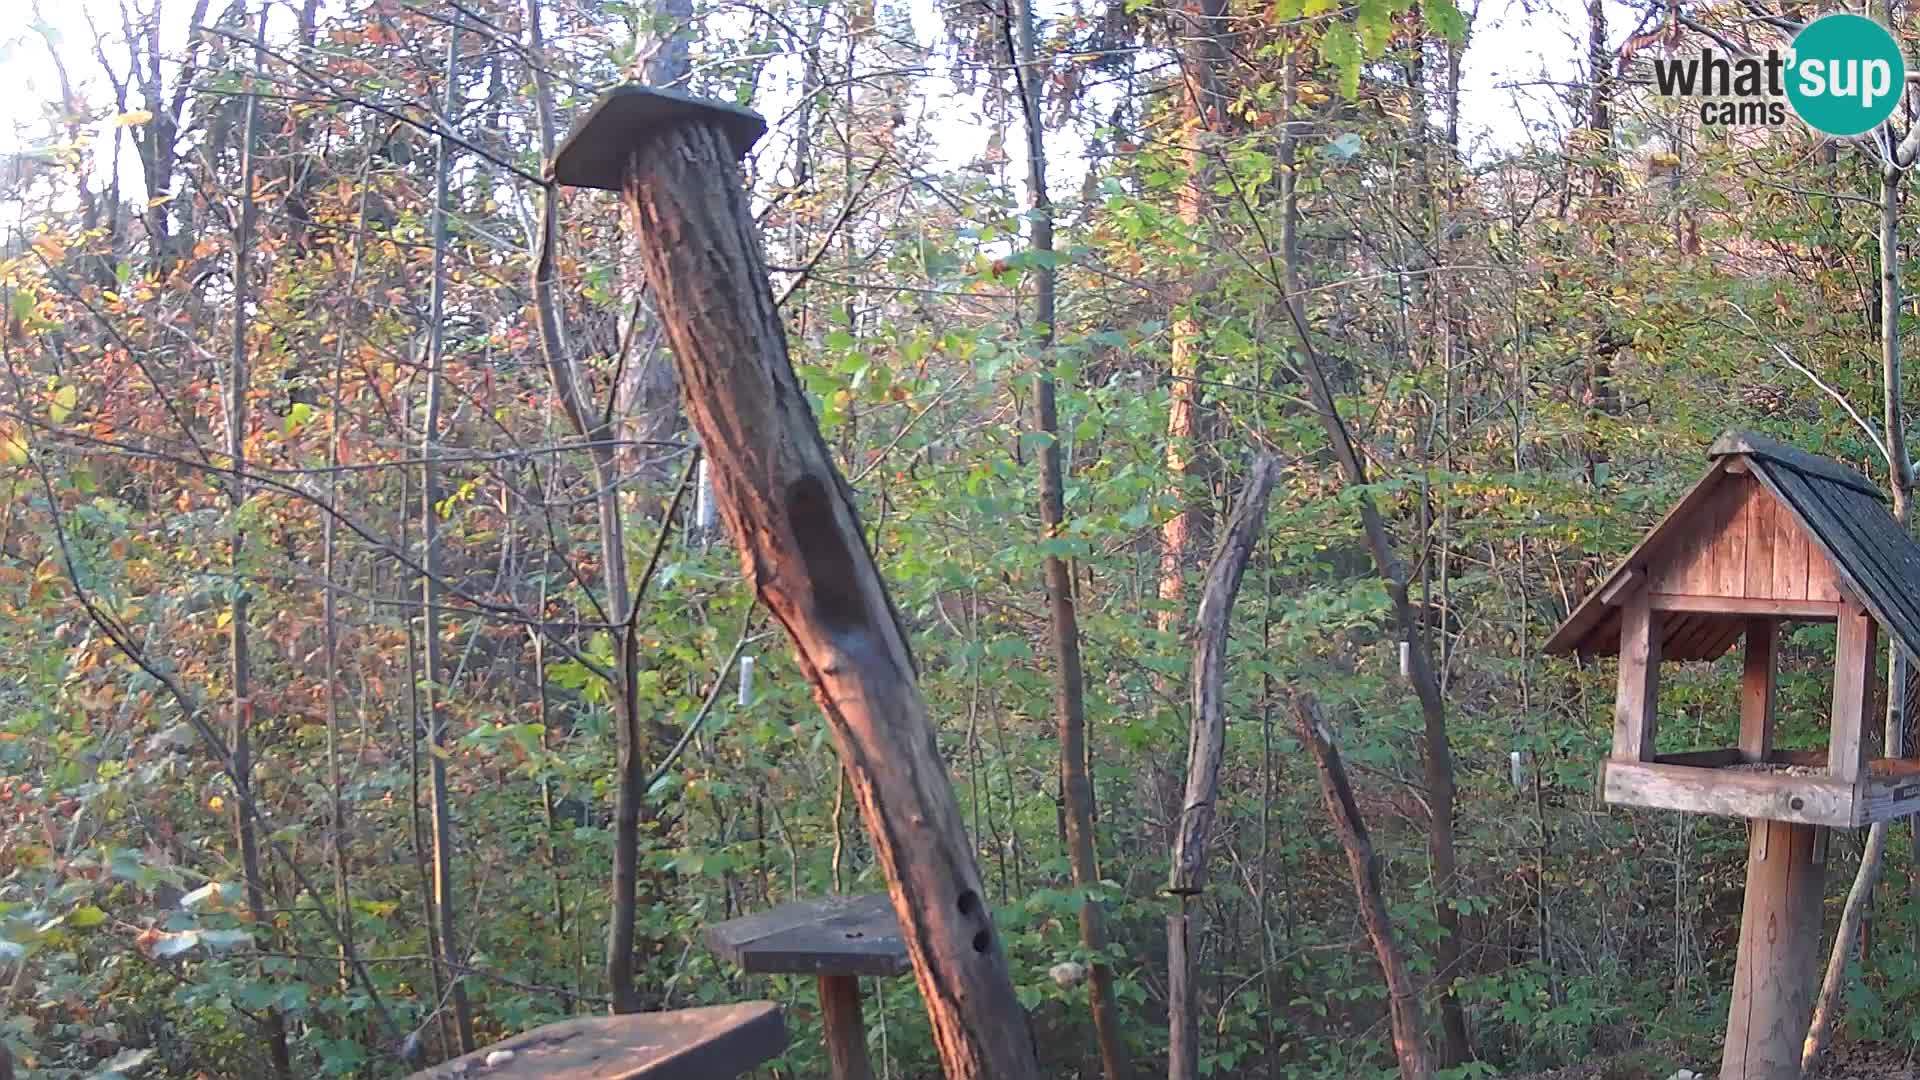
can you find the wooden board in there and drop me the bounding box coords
[410,1004,787,1080]
[1601,761,1855,827]
[703,894,911,977]
[1830,606,1876,782]
[1740,620,1776,762]
[1612,589,1660,761]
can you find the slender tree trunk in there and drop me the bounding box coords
[226,12,291,1074]
[1012,3,1126,1075]
[1277,34,1469,1063]
[420,21,475,1054]
[1152,0,1228,823]
[1168,454,1279,1080]
[1294,694,1433,1080]
[526,0,663,1012]
[323,158,374,993]
[1803,154,1915,1079]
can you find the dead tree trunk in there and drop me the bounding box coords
[1294,694,1434,1080]
[1168,453,1279,1080]
[551,94,1041,1080]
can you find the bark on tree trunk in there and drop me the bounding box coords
[1011,0,1127,1074]
[1802,150,1916,1080]
[226,12,291,1074]
[1153,0,1229,827]
[1294,694,1434,1080]
[419,22,475,1053]
[1168,453,1279,1080]
[1279,56,1469,1062]
[525,0,667,1012]
[615,120,1040,1080]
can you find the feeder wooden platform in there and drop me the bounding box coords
[407,1003,786,1080]
[1602,749,1920,827]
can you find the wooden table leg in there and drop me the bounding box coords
[818,974,874,1080]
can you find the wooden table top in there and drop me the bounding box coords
[702,893,911,978]
[408,1002,786,1080]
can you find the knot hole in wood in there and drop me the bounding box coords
[785,474,870,642]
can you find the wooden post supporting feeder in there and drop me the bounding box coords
[550,87,1041,1080]
[1546,431,1920,1080]
[704,893,911,1080]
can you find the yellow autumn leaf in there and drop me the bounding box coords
[114,110,155,127]
[208,795,224,811]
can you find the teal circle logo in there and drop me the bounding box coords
[1786,14,1906,136]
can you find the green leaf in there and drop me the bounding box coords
[284,401,314,436]
[68,904,107,929]
[1321,24,1361,99]
[50,383,77,424]
[1423,0,1468,41]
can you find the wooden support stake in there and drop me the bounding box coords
[1831,606,1877,782]
[1740,619,1776,763]
[1168,911,1197,1080]
[818,975,874,1080]
[1613,588,1661,761]
[550,89,1039,1080]
[1722,819,1826,1080]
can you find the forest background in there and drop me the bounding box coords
[1,0,1912,1076]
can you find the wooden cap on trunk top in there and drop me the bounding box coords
[548,85,767,190]
[703,894,911,977]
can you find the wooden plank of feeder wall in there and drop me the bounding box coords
[1745,485,1778,599]
[1831,604,1877,782]
[1614,588,1661,761]
[1740,619,1776,763]
[1714,477,1753,599]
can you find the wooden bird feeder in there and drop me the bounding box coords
[703,893,910,1080]
[1546,430,1920,1080]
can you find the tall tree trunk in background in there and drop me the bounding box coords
[1155,0,1227,740]
[1295,695,1434,1080]
[1580,0,1617,484]
[1279,48,1468,1063]
[613,0,697,482]
[122,0,212,271]
[225,12,291,1075]
[1156,0,1226,607]
[527,0,667,1014]
[1013,2,1127,1076]
[420,21,476,1054]
[1803,154,1916,1077]
[1168,455,1278,1080]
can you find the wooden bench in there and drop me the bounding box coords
[408,1002,786,1079]
[703,894,910,1080]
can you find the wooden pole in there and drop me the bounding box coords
[818,975,874,1080]
[1167,910,1197,1080]
[1722,819,1826,1080]
[549,89,1040,1080]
